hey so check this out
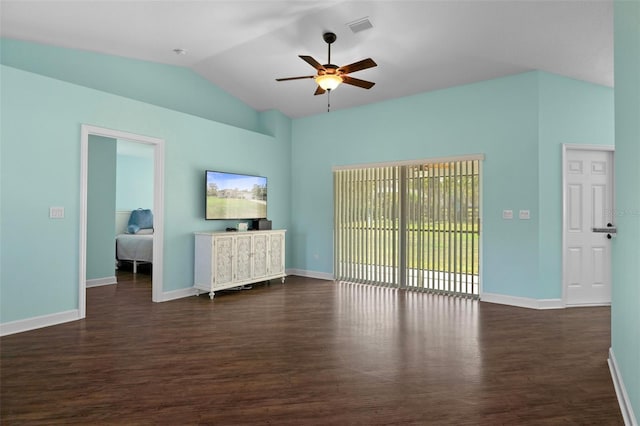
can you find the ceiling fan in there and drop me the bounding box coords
[276,32,377,97]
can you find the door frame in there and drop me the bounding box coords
[561,144,615,307]
[79,125,165,318]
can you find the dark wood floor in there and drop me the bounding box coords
[1,273,622,425]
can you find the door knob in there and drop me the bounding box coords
[592,223,617,239]
[592,225,617,234]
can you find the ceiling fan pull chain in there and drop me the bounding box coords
[327,90,331,112]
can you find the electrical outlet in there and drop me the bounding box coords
[502,210,513,220]
[519,210,531,220]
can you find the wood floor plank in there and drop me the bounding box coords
[1,273,623,424]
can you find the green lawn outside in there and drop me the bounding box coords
[336,221,479,274]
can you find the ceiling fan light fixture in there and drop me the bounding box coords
[315,74,342,91]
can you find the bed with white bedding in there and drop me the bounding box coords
[116,233,153,273]
[116,209,153,273]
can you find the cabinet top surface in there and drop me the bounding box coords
[194,229,286,236]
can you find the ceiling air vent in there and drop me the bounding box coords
[347,17,373,34]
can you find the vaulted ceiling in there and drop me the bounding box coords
[0,1,613,118]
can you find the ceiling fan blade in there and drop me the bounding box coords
[342,75,375,89]
[299,55,325,71]
[338,58,377,75]
[275,75,315,81]
[314,86,326,96]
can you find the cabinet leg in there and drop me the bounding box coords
[209,291,215,300]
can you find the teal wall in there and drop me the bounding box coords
[87,135,117,281]
[291,72,539,296]
[291,71,613,300]
[613,0,640,419]
[0,38,263,134]
[0,64,292,323]
[2,67,80,320]
[116,150,154,211]
[538,73,615,299]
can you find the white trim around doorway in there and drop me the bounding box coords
[80,125,165,319]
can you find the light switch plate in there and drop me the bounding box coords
[502,210,513,220]
[49,207,65,219]
[519,210,530,220]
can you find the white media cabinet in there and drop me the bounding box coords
[194,230,286,299]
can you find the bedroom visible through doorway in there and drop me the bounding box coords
[114,141,154,275]
[80,125,165,318]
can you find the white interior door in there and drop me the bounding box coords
[563,147,614,306]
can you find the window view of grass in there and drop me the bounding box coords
[406,224,479,274]
[334,161,480,295]
[337,222,479,274]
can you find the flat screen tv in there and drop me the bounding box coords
[205,170,267,220]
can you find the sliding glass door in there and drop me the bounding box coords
[334,157,481,298]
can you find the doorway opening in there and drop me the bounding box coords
[79,125,165,318]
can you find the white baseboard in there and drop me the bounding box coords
[86,276,117,288]
[286,269,334,281]
[608,347,637,426]
[565,302,612,308]
[161,287,199,302]
[536,298,565,309]
[481,292,564,310]
[0,309,80,337]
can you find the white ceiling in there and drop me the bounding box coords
[0,0,613,118]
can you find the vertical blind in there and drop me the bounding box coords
[334,166,400,287]
[334,157,481,297]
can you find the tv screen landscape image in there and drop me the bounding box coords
[206,171,267,220]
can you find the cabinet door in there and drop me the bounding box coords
[252,233,268,279]
[235,234,253,282]
[213,235,234,287]
[269,232,285,275]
